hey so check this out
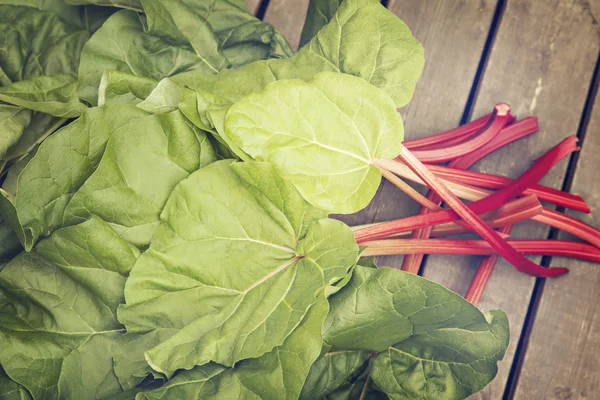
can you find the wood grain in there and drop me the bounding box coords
[246,0,261,15]
[338,0,499,260]
[262,0,310,50]
[415,1,600,398]
[512,82,600,400]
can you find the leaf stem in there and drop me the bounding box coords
[425,164,590,212]
[403,113,492,150]
[367,138,578,277]
[360,238,600,262]
[405,104,513,163]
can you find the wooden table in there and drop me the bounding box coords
[248,0,600,398]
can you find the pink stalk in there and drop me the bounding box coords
[465,224,513,305]
[533,208,600,248]
[403,113,492,150]
[386,159,600,248]
[361,238,600,263]
[405,104,514,164]
[355,136,578,243]
[401,117,538,272]
[427,164,590,212]
[400,106,518,273]
[351,195,542,237]
[391,147,568,277]
[448,117,539,170]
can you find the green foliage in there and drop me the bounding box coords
[0,2,510,400]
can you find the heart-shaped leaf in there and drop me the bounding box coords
[224,72,404,213]
[115,161,358,383]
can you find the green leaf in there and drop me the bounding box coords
[0,217,21,261]
[0,366,32,400]
[0,6,88,83]
[322,266,510,399]
[300,349,371,399]
[298,0,342,49]
[78,0,292,106]
[0,113,66,172]
[66,0,143,11]
[0,4,90,171]
[0,217,141,400]
[115,161,358,384]
[0,74,87,118]
[224,72,404,214]
[177,0,422,158]
[98,70,159,106]
[137,78,182,114]
[0,105,31,161]
[137,294,329,400]
[0,105,215,250]
[77,9,221,105]
[296,0,423,108]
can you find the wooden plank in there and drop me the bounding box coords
[247,0,261,15]
[513,87,600,399]
[417,1,600,398]
[262,0,310,50]
[339,0,499,264]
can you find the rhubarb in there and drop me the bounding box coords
[361,238,600,263]
[405,104,514,163]
[427,164,590,212]
[403,113,491,150]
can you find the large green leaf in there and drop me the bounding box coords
[66,0,143,11]
[177,0,422,158]
[0,105,215,250]
[298,0,342,49]
[115,161,358,385]
[299,349,371,399]
[78,0,293,105]
[0,4,90,173]
[137,294,329,400]
[77,9,223,105]
[0,217,21,261]
[0,366,32,400]
[0,106,31,161]
[0,6,88,83]
[0,74,87,118]
[0,113,65,175]
[0,217,141,400]
[320,266,510,399]
[97,70,159,106]
[224,72,404,214]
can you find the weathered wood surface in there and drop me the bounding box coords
[417,1,600,398]
[262,0,310,50]
[247,0,260,15]
[513,86,600,399]
[256,0,600,398]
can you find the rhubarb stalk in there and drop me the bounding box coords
[400,105,517,274]
[361,237,600,263]
[404,104,513,164]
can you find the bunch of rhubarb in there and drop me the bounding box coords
[355,104,599,305]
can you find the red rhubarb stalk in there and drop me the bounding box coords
[427,164,590,212]
[533,208,600,248]
[386,163,600,247]
[392,146,568,277]
[464,224,513,305]
[400,106,519,273]
[403,113,492,150]
[404,104,514,164]
[448,117,539,169]
[351,195,542,238]
[361,238,600,263]
[355,136,579,244]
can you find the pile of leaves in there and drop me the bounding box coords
[4,0,598,399]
